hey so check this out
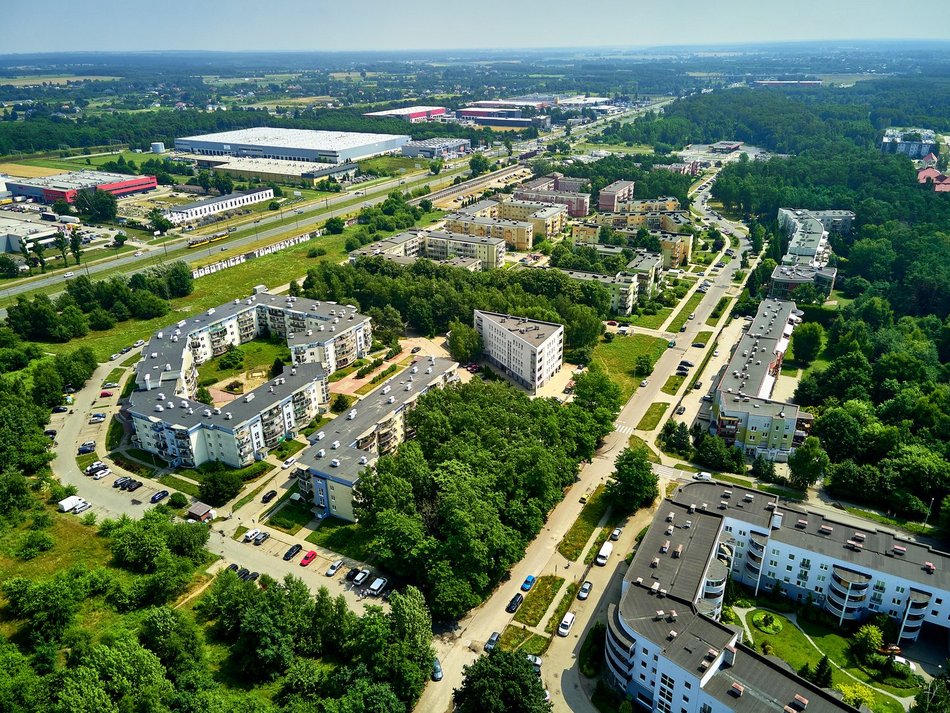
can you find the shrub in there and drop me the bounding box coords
[168,492,188,509]
[17,530,54,560]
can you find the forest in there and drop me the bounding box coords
[353,370,623,620]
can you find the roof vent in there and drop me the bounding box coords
[330,459,340,467]
[331,440,340,450]
[796,518,808,528]
[316,449,325,458]
[925,561,936,573]
[213,407,221,414]
[819,524,834,535]
[358,456,368,465]
[224,412,232,420]
[651,557,660,568]
[668,630,678,640]
[731,682,744,698]
[650,582,660,594]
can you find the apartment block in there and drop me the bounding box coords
[598,180,636,212]
[452,197,566,245]
[513,187,590,218]
[617,196,681,213]
[294,357,459,521]
[770,209,853,300]
[474,310,564,392]
[604,483,872,713]
[880,127,939,159]
[348,229,504,270]
[546,267,638,315]
[710,299,810,461]
[444,213,533,252]
[589,209,692,233]
[625,249,664,301]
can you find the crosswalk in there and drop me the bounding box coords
[615,424,636,435]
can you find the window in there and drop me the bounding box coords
[769,559,778,567]
[701,705,713,713]
[897,586,906,594]
[788,553,796,561]
[771,548,779,555]
[786,565,793,572]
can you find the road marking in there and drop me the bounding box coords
[614,424,635,435]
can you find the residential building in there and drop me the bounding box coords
[400,137,470,159]
[617,196,681,213]
[652,161,701,176]
[165,188,274,225]
[545,267,638,315]
[474,310,564,392]
[570,228,692,269]
[455,198,567,242]
[348,229,504,270]
[770,209,853,299]
[880,127,939,159]
[917,166,950,192]
[624,249,664,301]
[363,105,447,122]
[513,187,589,217]
[588,209,692,233]
[709,299,810,461]
[444,212,534,252]
[174,127,411,164]
[294,357,459,521]
[5,170,158,204]
[599,180,636,212]
[605,483,865,713]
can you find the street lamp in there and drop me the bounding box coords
[923,497,936,526]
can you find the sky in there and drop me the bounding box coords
[3,0,950,54]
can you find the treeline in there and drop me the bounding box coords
[6,261,193,344]
[302,257,608,362]
[355,371,623,620]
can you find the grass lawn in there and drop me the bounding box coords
[636,402,669,431]
[305,517,374,562]
[661,374,686,396]
[266,498,314,535]
[574,142,653,155]
[584,528,613,565]
[628,435,660,463]
[301,415,333,438]
[622,308,672,330]
[196,338,290,385]
[842,507,934,537]
[544,582,580,635]
[105,417,124,451]
[706,297,731,326]
[121,353,142,367]
[557,485,608,561]
[270,439,305,462]
[102,367,125,386]
[667,291,705,333]
[112,452,160,478]
[695,330,713,344]
[232,481,271,511]
[192,461,272,484]
[712,472,805,500]
[500,625,552,656]
[513,575,564,628]
[158,474,201,498]
[591,334,668,402]
[358,155,425,175]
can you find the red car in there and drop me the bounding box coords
[300,550,318,567]
[100,390,113,398]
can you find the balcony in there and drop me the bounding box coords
[825,598,863,621]
[832,566,871,590]
[745,560,761,575]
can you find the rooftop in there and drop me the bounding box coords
[364,105,446,117]
[7,169,149,190]
[401,137,469,148]
[444,214,532,231]
[176,127,410,152]
[474,310,564,346]
[171,188,272,213]
[624,250,663,273]
[601,179,636,192]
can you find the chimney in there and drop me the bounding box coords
[723,644,737,667]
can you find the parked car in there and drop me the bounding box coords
[78,441,96,455]
[113,476,130,488]
[353,569,370,586]
[281,457,297,469]
[253,532,270,546]
[521,575,536,592]
[300,550,318,567]
[120,346,132,354]
[236,568,250,580]
[64,272,75,279]
[226,563,239,573]
[639,379,648,387]
[557,612,575,637]
[85,461,106,474]
[578,581,593,600]
[691,342,705,348]
[150,490,169,504]
[92,468,111,480]
[667,340,676,348]
[679,360,695,368]
[127,480,143,492]
[247,572,260,582]
[109,353,120,361]
[610,528,622,541]
[431,658,443,682]
[243,528,260,542]
[283,544,303,561]
[411,346,421,353]
[694,471,713,481]
[679,326,687,332]
[326,559,344,575]
[103,381,119,388]
[675,405,687,415]
[345,567,360,582]
[73,502,92,515]
[133,340,146,348]
[52,405,68,413]
[485,631,500,652]
[713,349,719,357]
[99,391,113,398]
[693,381,703,390]
[261,490,278,503]
[506,593,524,613]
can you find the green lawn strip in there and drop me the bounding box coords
[667,291,705,333]
[102,368,125,385]
[513,575,565,628]
[157,474,201,498]
[354,363,405,395]
[842,507,934,537]
[636,402,669,431]
[111,453,159,479]
[591,334,668,402]
[233,525,249,542]
[266,497,314,535]
[124,447,165,467]
[706,297,731,326]
[105,417,124,451]
[584,528,613,566]
[270,439,305,461]
[499,625,532,651]
[544,582,580,635]
[711,472,805,500]
[579,622,607,677]
[619,308,672,330]
[121,353,142,368]
[305,517,374,562]
[520,634,551,656]
[327,359,369,383]
[557,485,608,561]
[661,374,686,395]
[627,435,660,463]
[694,330,713,344]
[76,452,101,471]
[191,461,272,484]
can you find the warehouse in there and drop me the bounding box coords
[164,187,275,225]
[363,105,447,122]
[401,137,471,159]
[6,170,158,204]
[174,127,411,164]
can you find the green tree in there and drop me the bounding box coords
[195,386,213,405]
[52,231,69,265]
[606,447,658,513]
[68,230,82,265]
[0,254,18,278]
[51,198,72,216]
[837,682,874,709]
[851,624,884,662]
[270,357,284,377]
[787,436,829,490]
[635,354,652,376]
[147,208,173,234]
[791,322,824,365]
[469,153,490,178]
[453,650,552,713]
[812,654,833,688]
[324,216,345,234]
[429,159,443,175]
[30,241,47,273]
[198,469,243,507]
[331,393,351,413]
[913,669,950,713]
[447,319,483,363]
[750,454,776,482]
[138,606,205,679]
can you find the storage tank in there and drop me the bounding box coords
[150,142,166,154]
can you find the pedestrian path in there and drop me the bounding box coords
[614,424,635,435]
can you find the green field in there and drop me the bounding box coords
[666,291,706,333]
[305,517,374,562]
[574,142,653,155]
[621,308,672,329]
[628,435,660,462]
[196,338,290,386]
[591,334,669,402]
[636,402,669,431]
[661,374,686,396]
[358,155,426,175]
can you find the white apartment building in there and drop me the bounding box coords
[165,187,275,225]
[474,310,564,393]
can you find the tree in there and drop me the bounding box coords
[429,159,443,175]
[167,492,188,509]
[195,387,213,405]
[324,216,345,234]
[852,624,884,662]
[75,189,117,221]
[635,354,653,376]
[447,319,482,364]
[419,198,433,213]
[750,454,776,482]
[30,241,47,273]
[138,606,205,679]
[469,153,490,178]
[331,393,351,413]
[791,322,824,365]
[837,682,874,709]
[51,198,72,216]
[68,230,82,265]
[147,208,173,234]
[606,447,658,513]
[0,254,18,278]
[812,655,833,688]
[52,231,69,265]
[270,357,284,377]
[913,669,950,713]
[198,469,243,507]
[787,436,829,490]
[453,650,552,713]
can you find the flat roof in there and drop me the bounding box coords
[474,310,564,346]
[601,180,636,192]
[177,127,410,152]
[426,229,506,246]
[7,169,147,190]
[364,105,445,117]
[403,137,469,148]
[172,188,272,213]
[625,250,663,272]
[0,215,59,238]
[445,213,532,231]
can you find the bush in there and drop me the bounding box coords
[168,492,188,509]
[17,530,54,560]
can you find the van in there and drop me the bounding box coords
[596,541,613,566]
[368,577,388,596]
[557,612,576,637]
[694,472,713,481]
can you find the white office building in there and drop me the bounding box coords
[474,310,564,393]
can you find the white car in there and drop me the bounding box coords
[64,272,75,279]
[713,349,719,357]
[640,379,648,387]
[134,251,144,256]
[893,656,917,672]
[578,581,593,600]
[133,339,145,348]
[327,559,344,576]
[243,528,261,543]
[92,469,111,480]
[353,569,370,586]
[281,457,297,469]
[110,353,120,361]
[73,501,92,514]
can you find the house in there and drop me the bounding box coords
[187,503,214,522]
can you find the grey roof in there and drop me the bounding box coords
[551,267,629,286]
[128,361,326,432]
[425,229,505,247]
[176,127,411,152]
[171,188,272,213]
[401,137,469,148]
[455,199,499,216]
[771,264,837,284]
[297,357,457,484]
[474,310,564,346]
[601,179,636,193]
[624,250,663,273]
[6,170,146,190]
[445,213,532,231]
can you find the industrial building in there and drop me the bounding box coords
[880,127,939,159]
[174,127,411,164]
[127,291,373,469]
[165,187,274,225]
[474,310,564,393]
[293,357,459,521]
[177,154,359,185]
[400,137,471,159]
[5,170,157,204]
[709,141,744,154]
[363,105,447,122]
[0,215,59,253]
[605,482,869,713]
[598,180,635,212]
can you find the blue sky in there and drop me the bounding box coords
[4,0,950,53]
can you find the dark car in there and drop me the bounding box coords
[485,631,500,652]
[236,568,250,580]
[113,476,130,488]
[77,443,96,455]
[127,480,143,492]
[345,567,360,582]
[691,342,705,348]
[431,658,443,682]
[52,405,69,414]
[226,563,239,573]
[254,532,270,546]
[283,544,303,561]
[411,346,421,354]
[506,593,524,613]
[150,490,169,504]
[679,326,687,332]
[120,346,132,354]
[44,429,57,438]
[247,572,260,582]
[262,490,278,503]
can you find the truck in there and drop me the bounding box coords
[595,541,614,566]
[58,495,85,513]
[60,215,80,225]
